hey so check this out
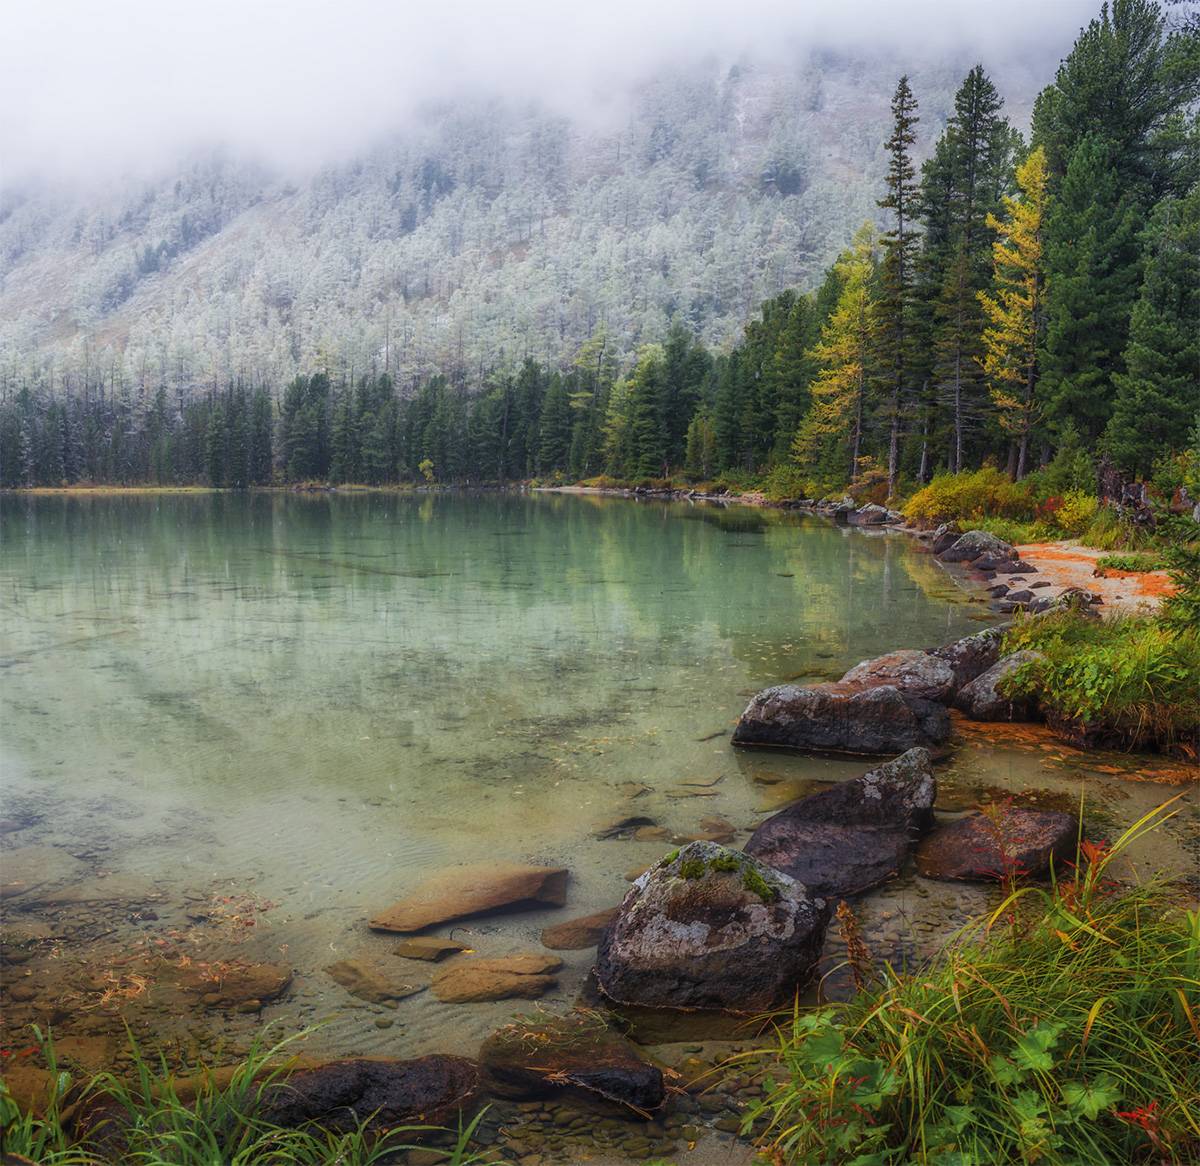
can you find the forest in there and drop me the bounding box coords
[1,0,1197,504]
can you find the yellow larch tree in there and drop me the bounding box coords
[978,145,1049,479]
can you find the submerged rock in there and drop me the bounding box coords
[431,954,563,1002]
[541,907,620,950]
[393,936,467,962]
[953,651,1043,721]
[841,650,957,703]
[478,1012,664,1112]
[916,809,1078,881]
[732,681,950,755]
[369,862,568,933]
[325,958,425,1005]
[743,748,936,898]
[595,842,828,1013]
[261,1055,479,1134]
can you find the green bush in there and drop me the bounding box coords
[971,516,1054,545]
[903,468,1036,525]
[1002,612,1200,754]
[740,806,1200,1165]
[761,464,820,502]
[1052,489,1100,536]
[1096,553,1169,573]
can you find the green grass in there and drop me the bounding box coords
[0,1028,487,1165]
[1096,553,1169,573]
[1001,612,1200,756]
[738,802,1200,1165]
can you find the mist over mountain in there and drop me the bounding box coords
[0,10,1087,397]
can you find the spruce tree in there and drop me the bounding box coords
[1040,134,1144,440]
[1104,188,1200,476]
[876,76,921,497]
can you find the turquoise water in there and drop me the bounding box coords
[1,491,1188,1063]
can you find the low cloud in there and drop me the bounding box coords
[1,0,1098,182]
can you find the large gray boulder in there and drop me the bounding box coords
[938,530,1017,564]
[928,627,1006,690]
[953,651,1043,721]
[848,503,890,526]
[595,842,828,1013]
[743,748,936,898]
[732,681,951,755]
[841,650,957,702]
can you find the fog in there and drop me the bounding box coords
[2,0,1099,182]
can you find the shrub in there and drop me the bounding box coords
[1052,489,1100,537]
[1158,517,1200,633]
[1095,553,1168,573]
[761,464,819,502]
[1002,612,1200,755]
[903,468,1035,525]
[740,805,1200,1165]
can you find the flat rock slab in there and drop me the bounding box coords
[733,682,950,755]
[260,1055,479,1134]
[172,960,292,1009]
[392,936,467,962]
[541,907,620,950]
[479,1013,664,1112]
[744,748,936,898]
[916,809,1079,881]
[431,954,563,1002]
[596,842,828,1014]
[0,846,87,898]
[325,957,425,1005]
[369,862,568,933]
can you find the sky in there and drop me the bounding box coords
[1,0,1103,182]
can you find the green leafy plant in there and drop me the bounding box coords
[1095,553,1168,573]
[738,802,1200,1165]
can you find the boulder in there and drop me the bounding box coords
[937,531,1016,564]
[479,1013,664,1112]
[1028,587,1100,616]
[848,503,889,526]
[541,907,620,950]
[927,627,1005,690]
[369,862,568,933]
[595,842,829,1013]
[744,748,936,898]
[733,682,950,755]
[840,650,957,702]
[325,958,425,1005]
[991,559,1036,574]
[916,809,1078,881]
[930,523,962,555]
[261,1055,479,1135]
[953,651,1043,722]
[431,954,562,1002]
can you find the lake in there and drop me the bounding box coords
[0,491,1192,1067]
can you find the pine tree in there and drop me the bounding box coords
[876,76,921,498]
[1104,187,1200,476]
[1040,134,1144,440]
[979,147,1050,478]
[248,387,273,484]
[793,225,879,487]
[537,372,572,474]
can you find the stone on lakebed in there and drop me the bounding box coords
[743,747,936,898]
[369,862,568,933]
[595,842,828,1014]
[431,954,563,1002]
[541,907,620,950]
[479,1012,664,1112]
[259,1055,480,1135]
[916,808,1079,881]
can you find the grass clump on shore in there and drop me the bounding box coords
[1096,552,1169,573]
[1000,611,1199,756]
[0,1028,486,1166]
[741,804,1200,1165]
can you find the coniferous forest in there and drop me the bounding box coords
[1,0,1197,500]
